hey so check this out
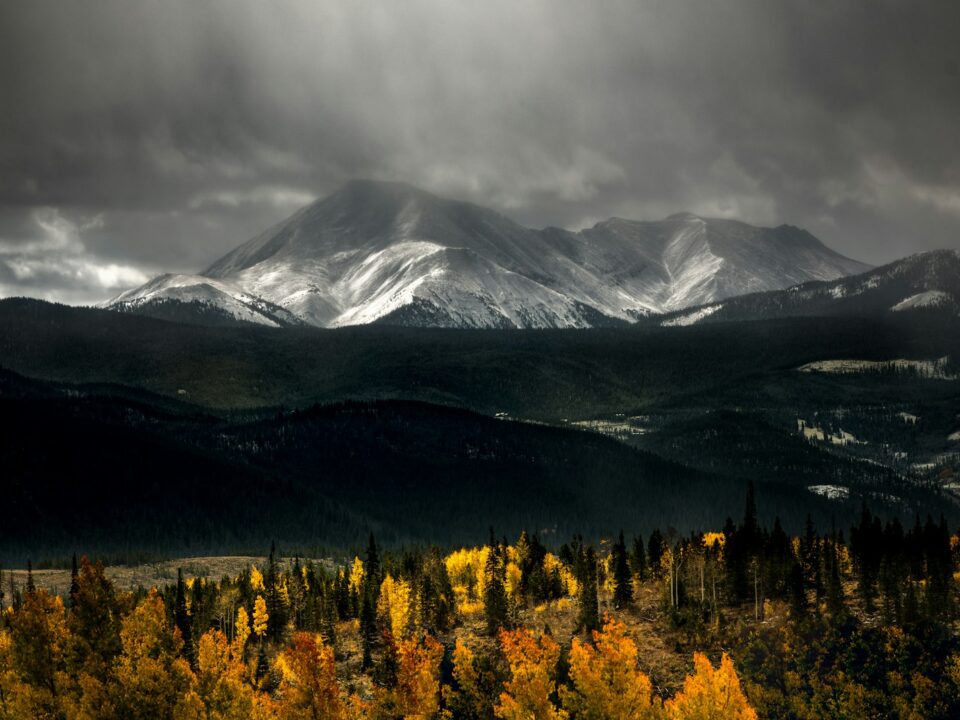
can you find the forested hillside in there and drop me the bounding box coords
[3,489,959,719]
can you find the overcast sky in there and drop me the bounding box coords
[1,1,958,303]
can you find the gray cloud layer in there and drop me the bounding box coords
[1,0,958,302]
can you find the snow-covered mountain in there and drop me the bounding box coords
[104,273,303,327]
[106,180,871,328]
[654,249,960,326]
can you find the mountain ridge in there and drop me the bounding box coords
[653,249,960,326]
[106,179,871,328]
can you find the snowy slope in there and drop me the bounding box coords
[104,274,302,327]
[108,180,872,329]
[653,249,960,326]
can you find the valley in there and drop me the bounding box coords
[2,297,958,565]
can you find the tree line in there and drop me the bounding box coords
[2,483,960,718]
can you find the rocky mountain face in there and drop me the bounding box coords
[655,249,960,326]
[106,180,870,328]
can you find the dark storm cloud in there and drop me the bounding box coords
[1,0,958,302]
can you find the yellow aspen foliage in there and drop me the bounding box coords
[702,533,726,551]
[836,545,852,575]
[544,553,578,597]
[505,562,523,603]
[253,596,269,640]
[276,632,348,720]
[378,575,414,639]
[190,629,263,719]
[235,606,251,650]
[604,553,623,595]
[250,566,265,593]
[664,653,757,720]
[495,628,568,720]
[349,557,366,595]
[560,617,663,720]
[394,635,444,720]
[9,589,68,696]
[113,590,194,720]
[445,547,490,609]
[0,628,32,720]
[660,547,674,578]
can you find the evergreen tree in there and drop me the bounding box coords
[788,562,807,617]
[483,532,509,635]
[801,514,821,599]
[365,532,382,596]
[611,531,632,609]
[265,541,288,643]
[321,582,338,648]
[174,568,192,657]
[630,534,647,582]
[577,547,599,634]
[824,538,846,620]
[647,529,665,578]
[69,553,80,607]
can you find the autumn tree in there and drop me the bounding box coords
[664,653,756,720]
[560,617,662,720]
[174,568,192,659]
[484,534,509,636]
[378,575,414,639]
[265,543,289,643]
[495,628,566,720]
[184,628,268,720]
[393,635,444,719]
[235,606,252,654]
[276,632,347,720]
[112,589,194,720]
[66,557,123,680]
[8,588,68,718]
[253,595,269,643]
[443,640,501,720]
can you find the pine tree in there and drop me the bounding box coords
[360,586,377,669]
[265,542,287,643]
[612,531,633,609]
[483,534,509,636]
[69,553,80,607]
[648,530,665,578]
[365,533,382,596]
[577,547,600,634]
[321,584,338,648]
[801,514,821,599]
[788,562,807,617]
[824,538,845,620]
[174,568,192,658]
[630,534,647,582]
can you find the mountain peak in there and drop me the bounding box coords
[110,181,871,329]
[664,211,704,222]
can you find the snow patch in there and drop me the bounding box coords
[797,357,955,380]
[890,290,952,312]
[661,304,721,327]
[808,485,850,500]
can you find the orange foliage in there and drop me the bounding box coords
[560,617,662,720]
[276,632,347,720]
[496,628,567,720]
[664,653,757,720]
[394,635,444,719]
